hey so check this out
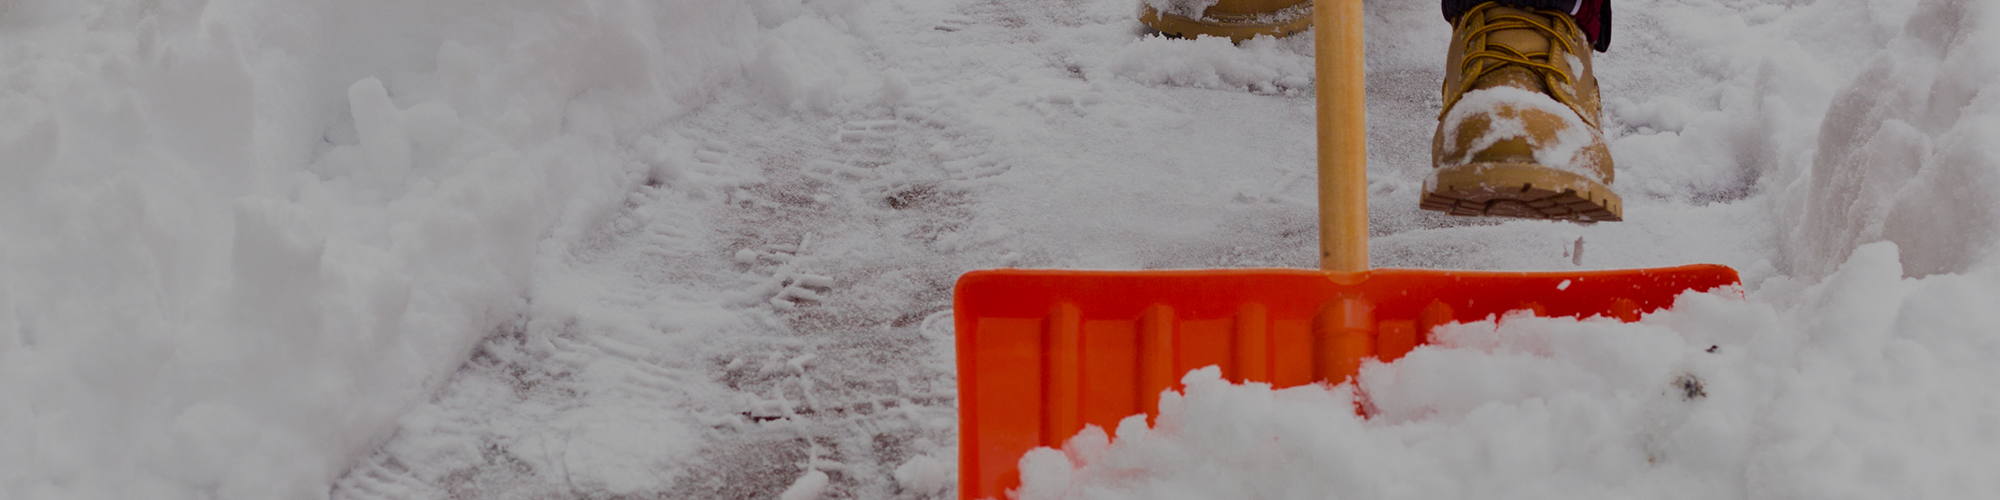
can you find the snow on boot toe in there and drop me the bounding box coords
[1427,2,1620,222]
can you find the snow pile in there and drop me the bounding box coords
[749,14,906,113]
[1016,244,2000,500]
[0,0,877,497]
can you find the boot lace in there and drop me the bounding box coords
[1440,2,1583,117]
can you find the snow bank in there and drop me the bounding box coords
[1598,0,2000,278]
[0,0,892,498]
[1780,0,2000,277]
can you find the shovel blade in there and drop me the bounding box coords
[954,264,1738,499]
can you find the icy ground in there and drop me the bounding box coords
[1,0,1998,498]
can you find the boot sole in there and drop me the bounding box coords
[1138,4,1312,43]
[1420,163,1623,222]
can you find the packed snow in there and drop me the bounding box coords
[0,0,1996,498]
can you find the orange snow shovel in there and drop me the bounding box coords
[952,0,1740,497]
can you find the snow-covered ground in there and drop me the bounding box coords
[1,0,1997,497]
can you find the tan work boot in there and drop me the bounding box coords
[1139,0,1312,42]
[1422,2,1622,222]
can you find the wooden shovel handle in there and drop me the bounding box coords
[1316,0,1368,272]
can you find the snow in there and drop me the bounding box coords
[1143,0,1225,20]
[783,469,833,500]
[1783,0,2000,277]
[1106,34,1315,93]
[894,449,957,495]
[1026,243,2000,499]
[1011,0,2000,496]
[0,0,1996,498]
[1436,86,1606,181]
[0,0,778,498]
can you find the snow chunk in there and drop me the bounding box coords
[893,452,954,495]
[779,469,830,500]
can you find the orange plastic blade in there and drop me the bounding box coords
[953,265,1739,500]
